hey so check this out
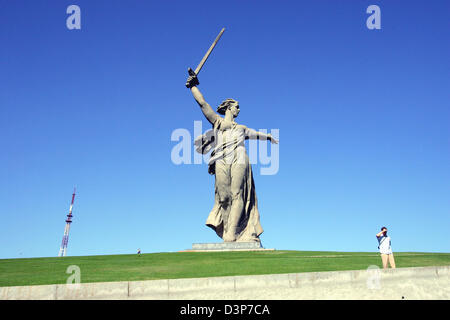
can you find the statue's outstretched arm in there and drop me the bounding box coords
[245,127,278,144]
[186,74,218,125]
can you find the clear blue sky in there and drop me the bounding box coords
[0,0,449,259]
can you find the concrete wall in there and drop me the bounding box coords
[1,266,449,300]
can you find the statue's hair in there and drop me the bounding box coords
[217,98,238,115]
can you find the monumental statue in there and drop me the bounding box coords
[185,29,278,243]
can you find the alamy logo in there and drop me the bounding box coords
[366,5,381,30]
[171,121,279,175]
[66,5,81,30]
[66,265,81,288]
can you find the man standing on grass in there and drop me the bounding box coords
[376,227,396,269]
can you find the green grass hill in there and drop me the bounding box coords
[1,250,449,287]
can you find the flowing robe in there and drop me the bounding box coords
[195,117,263,242]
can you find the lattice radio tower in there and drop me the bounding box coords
[58,188,76,257]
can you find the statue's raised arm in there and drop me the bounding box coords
[245,127,279,144]
[186,73,218,125]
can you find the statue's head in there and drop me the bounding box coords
[217,98,239,118]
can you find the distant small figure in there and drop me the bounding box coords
[137,248,141,257]
[376,227,396,269]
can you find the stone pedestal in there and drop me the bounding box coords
[186,241,271,252]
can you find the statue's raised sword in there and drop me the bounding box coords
[187,28,225,81]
